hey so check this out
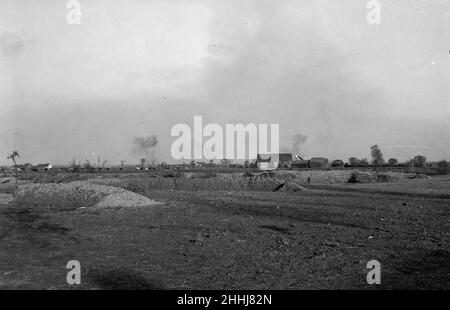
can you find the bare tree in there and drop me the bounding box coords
[70,157,81,172]
[84,160,94,172]
[370,145,385,166]
[7,150,20,190]
[412,155,427,168]
[7,150,20,167]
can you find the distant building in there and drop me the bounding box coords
[278,153,293,168]
[255,153,293,170]
[425,162,439,169]
[309,157,329,169]
[32,163,52,171]
[292,155,309,169]
[256,154,279,170]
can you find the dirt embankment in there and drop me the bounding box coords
[14,181,160,211]
[269,170,428,184]
[87,170,426,193]
[89,173,306,194]
[9,170,428,209]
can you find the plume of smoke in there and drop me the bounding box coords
[292,134,308,155]
[132,135,158,161]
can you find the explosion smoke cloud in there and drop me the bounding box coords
[132,135,158,161]
[292,134,308,155]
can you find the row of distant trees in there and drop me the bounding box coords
[348,155,432,167]
[347,145,449,173]
[4,146,449,175]
[369,145,434,168]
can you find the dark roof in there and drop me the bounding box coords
[332,159,344,163]
[278,153,293,162]
[309,158,329,167]
[34,163,51,168]
[310,157,329,163]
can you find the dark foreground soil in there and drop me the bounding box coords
[0,179,449,289]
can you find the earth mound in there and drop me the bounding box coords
[14,181,160,211]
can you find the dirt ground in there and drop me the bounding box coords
[0,172,449,289]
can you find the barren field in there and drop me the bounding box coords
[0,170,449,289]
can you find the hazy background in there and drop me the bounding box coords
[0,0,449,165]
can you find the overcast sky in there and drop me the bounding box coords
[0,0,449,165]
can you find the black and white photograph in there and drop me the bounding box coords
[0,0,449,297]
